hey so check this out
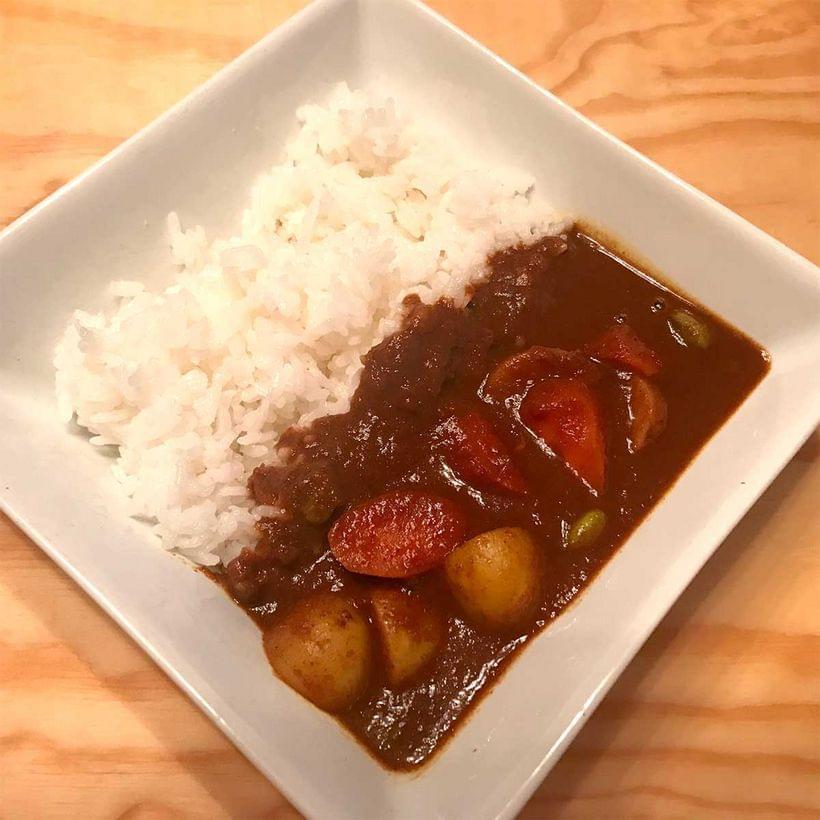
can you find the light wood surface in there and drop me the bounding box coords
[1,1,818,817]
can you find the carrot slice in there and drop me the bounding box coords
[520,377,606,493]
[435,412,526,495]
[585,324,661,377]
[328,490,466,578]
[484,346,591,399]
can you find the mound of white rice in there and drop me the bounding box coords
[54,84,566,566]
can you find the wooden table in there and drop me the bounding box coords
[1,1,818,817]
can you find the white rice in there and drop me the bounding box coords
[54,84,566,566]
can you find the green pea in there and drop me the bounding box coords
[670,309,711,349]
[301,498,333,525]
[567,509,607,549]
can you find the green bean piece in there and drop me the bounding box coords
[568,509,607,549]
[670,309,711,349]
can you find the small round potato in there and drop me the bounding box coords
[371,588,444,687]
[444,527,541,631]
[264,593,371,712]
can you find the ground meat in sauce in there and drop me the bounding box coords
[219,228,768,770]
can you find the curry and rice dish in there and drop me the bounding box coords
[54,86,769,770]
[227,230,768,767]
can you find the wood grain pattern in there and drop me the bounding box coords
[1,1,818,817]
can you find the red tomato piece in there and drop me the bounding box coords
[627,375,668,452]
[435,412,526,495]
[484,346,591,399]
[520,377,606,493]
[585,324,661,377]
[328,490,467,578]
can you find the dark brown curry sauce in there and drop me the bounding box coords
[216,228,769,769]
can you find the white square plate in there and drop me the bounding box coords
[1,1,818,817]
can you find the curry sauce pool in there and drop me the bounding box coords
[217,229,769,769]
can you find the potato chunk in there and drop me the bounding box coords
[444,527,541,631]
[264,593,371,712]
[371,588,444,686]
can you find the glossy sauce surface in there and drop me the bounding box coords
[221,230,769,769]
